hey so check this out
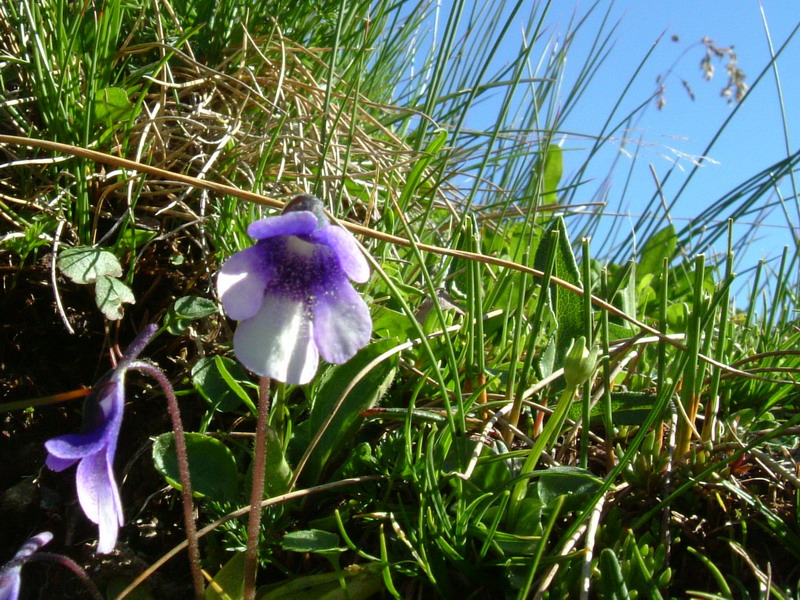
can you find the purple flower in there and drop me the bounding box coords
[217,194,372,384]
[0,532,52,600]
[44,325,157,554]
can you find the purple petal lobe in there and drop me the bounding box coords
[45,430,107,460]
[45,454,78,472]
[0,572,20,600]
[247,211,318,240]
[312,278,372,364]
[13,532,52,559]
[45,379,123,461]
[76,451,123,554]
[43,366,126,555]
[233,294,319,384]
[0,532,53,600]
[310,226,370,283]
[218,245,269,320]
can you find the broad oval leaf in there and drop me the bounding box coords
[93,86,135,123]
[152,432,239,502]
[205,552,245,600]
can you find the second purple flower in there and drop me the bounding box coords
[217,195,372,384]
[44,325,157,554]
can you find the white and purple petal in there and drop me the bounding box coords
[218,245,270,320]
[219,197,373,384]
[75,451,123,554]
[311,277,372,364]
[233,294,319,384]
[309,226,370,283]
[247,211,318,240]
[0,564,21,600]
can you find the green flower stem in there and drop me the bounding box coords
[509,382,578,525]
[509,337,597,525]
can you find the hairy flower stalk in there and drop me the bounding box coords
[217,194,372,384]
[44,325,203,597]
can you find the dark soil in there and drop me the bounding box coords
[1,251,213,599]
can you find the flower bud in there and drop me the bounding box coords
[563,336,598,388]
[282,194,329,229]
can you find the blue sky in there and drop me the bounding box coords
[434,1,800,303]
[554,2,799,267]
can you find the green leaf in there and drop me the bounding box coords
[262,426,292,498]
[280,529,344,554]
[568,391,659,426]
[118,227,157,249]
[636,225,676,282]
[598,548,629,600]
[192,356,251,412]
[666,302,689,333]
[536,466,602,507]
[58,246,122,284]
[603,261,638,338]
[533,217,583,371]
[95,275,135,320]
[205,552,245,600]
[371,306,415,340]
[106,578,155,600]
[152,432,239,502]
[256,563,383,600]
[398,128,448,208]
[165,295,219,334]
[536,144,563,205]
[290,339,397,485]
[93,86,135,124]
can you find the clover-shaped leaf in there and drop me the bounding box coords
[95,275,135,320]
[58,246,123,284]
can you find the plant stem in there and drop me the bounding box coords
[131,361,204,599]
[509,383,578,525]
[244,377,272,600]
[30,553,104,600]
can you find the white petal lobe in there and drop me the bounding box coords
[218,246,267,320]
[234,295,319,384]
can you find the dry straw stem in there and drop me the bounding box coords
[1,26,430,227]
[0,134,792,387]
